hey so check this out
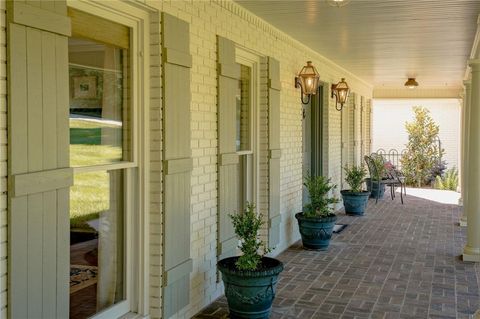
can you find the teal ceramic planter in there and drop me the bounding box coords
[365,178,385,198]
[341,190,370,216]
[218,257,284,319]
[295,213,337,250]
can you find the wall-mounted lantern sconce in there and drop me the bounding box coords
[295,61,320,104]
[331,78,350,111]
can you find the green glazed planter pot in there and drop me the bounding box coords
[341,190,370,216]
[365,178,385,198]
[218,256,284,319]
[295,213,337,250]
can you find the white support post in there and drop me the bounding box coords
[460,80,471,226]
[463,60,480,262]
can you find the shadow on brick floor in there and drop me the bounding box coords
[193,193,479,319]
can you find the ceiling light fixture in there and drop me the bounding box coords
[295,61,320,104]
[327,0,351,8]
[404,78,419,89]
[331,78,350,111]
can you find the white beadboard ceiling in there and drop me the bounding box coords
[235,0,480,90]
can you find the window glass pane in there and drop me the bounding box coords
[69,36,131,167]
[70,170,125,319]
[237,154,254,212]
[236,64,251,151]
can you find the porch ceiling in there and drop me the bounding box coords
[235,0,480,90]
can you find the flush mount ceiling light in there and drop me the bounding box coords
[295,61,320,104]
[404,78,419,89]
[327,0,351,8]
[331,78,350,111]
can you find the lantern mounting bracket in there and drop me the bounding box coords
[295,76,311,104]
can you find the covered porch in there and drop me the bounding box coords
[195,192,480,318]
[2,0,480,318]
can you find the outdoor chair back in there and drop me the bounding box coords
[364,154,405,204]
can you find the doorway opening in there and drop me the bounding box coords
[302,85,325,207]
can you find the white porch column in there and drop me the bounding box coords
[460,80,471,226]
[463,60,480,262]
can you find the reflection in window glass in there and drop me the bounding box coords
[238,154,254,213]
[70,170,125,318]
[68,21,130,318]
[69,37,130,167]
[236,64,251,151]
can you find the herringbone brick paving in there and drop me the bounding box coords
[194,193,480,318]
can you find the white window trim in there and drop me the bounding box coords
[67,1,150,318]
[235,47,261,206]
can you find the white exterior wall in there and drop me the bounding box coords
[0,1,6,317]
[372,98,461,169]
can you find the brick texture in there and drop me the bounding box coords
[372,99,461,169]
[147,1,373,317]
[194,194,480,319]
[0,1,374,318]
[0,1,7,317]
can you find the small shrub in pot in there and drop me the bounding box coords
[217,203,284,319]
[341,165,370,216]
[295,174,339,250]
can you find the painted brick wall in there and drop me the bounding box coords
[149,12,163,319]
[0,1,7,317]
[0,1,373,318]
[144,2,373,317]
[372,99,461,169]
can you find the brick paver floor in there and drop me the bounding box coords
[194,193,480,318]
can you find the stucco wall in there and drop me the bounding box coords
[372,99,461,169]
[147,1,373,318]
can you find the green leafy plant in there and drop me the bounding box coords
[303,174,339,218]
[344,165,367,192]
[371,155,386,180]
[229,202,271,271]
[401,106,444,187]
[435,167,458,191]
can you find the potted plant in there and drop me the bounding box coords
[295,174,339,250]
[218,202,284,319]
[366,156,386,198]
[341,165,370,216]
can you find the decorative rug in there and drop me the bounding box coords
[70,264,98,294]
[333,224,348,234]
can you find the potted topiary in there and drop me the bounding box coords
[365,156,386,198]
[218,202,284,319]
[295,174,339,250]
[341,165,370,216]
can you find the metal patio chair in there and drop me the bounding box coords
[364,155,404,204]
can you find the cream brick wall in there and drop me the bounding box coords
[145,1,373,318]
[149,12,163,319]
[0,1,373,318]
[0,1,6,317]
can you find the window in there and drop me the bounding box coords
[235,48,260,212]
[67,5,143,319]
